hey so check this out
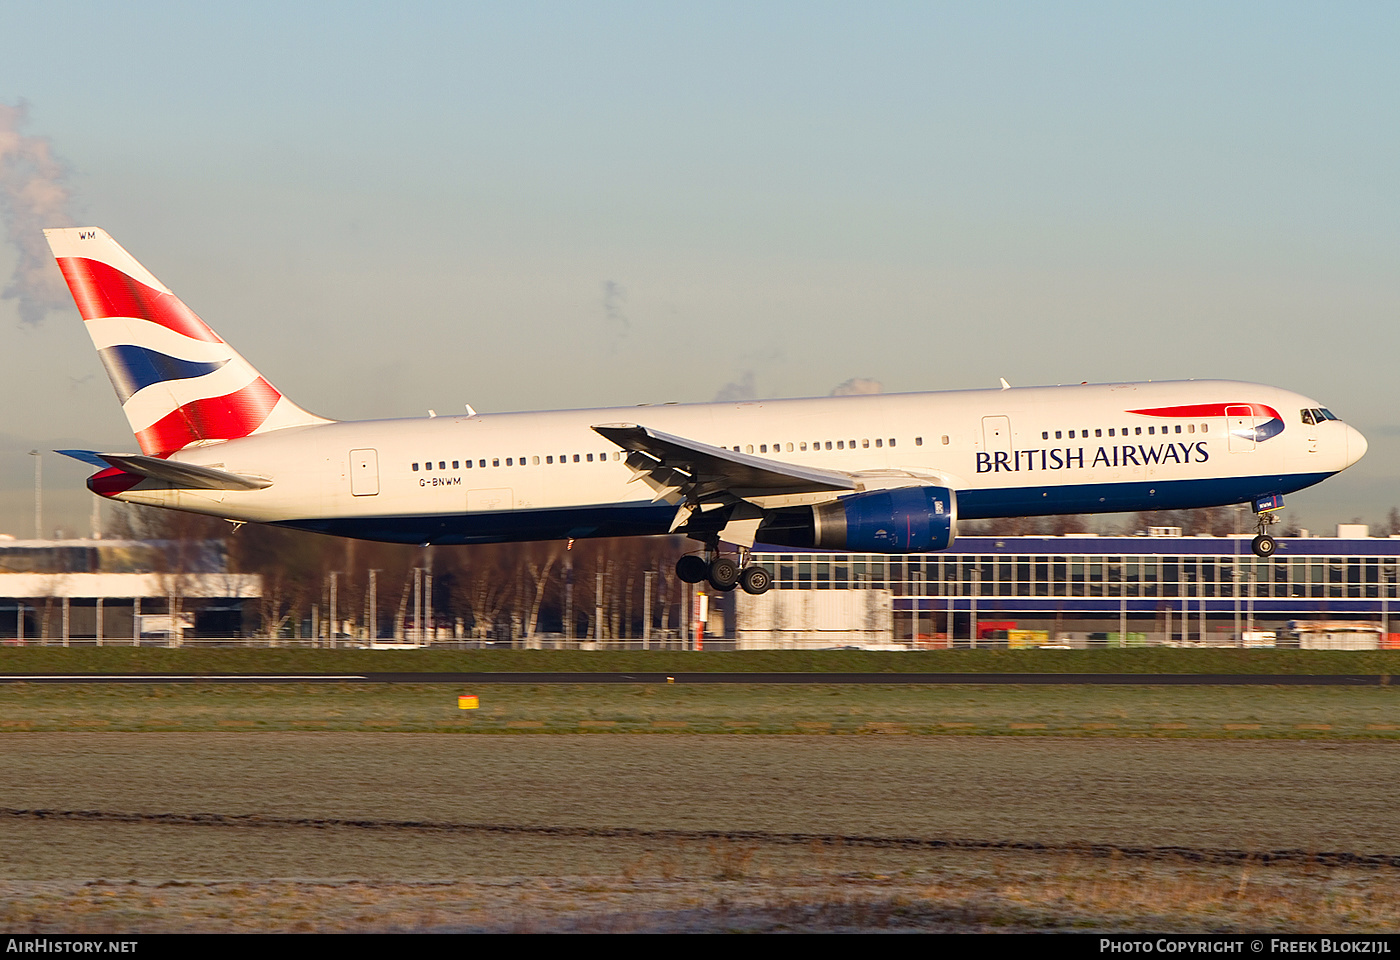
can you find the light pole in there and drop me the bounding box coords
[28,450,41,540]
[367,569,379,642]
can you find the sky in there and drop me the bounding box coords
[0,1,1396,538]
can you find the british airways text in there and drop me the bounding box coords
[976,443,1210,474]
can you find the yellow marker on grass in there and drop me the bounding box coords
[458,694,479,710]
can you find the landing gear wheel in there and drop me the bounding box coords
[1251,534,1276,559]
[707,557,739,591]
[676,555,707,583]
[739,565,773,595]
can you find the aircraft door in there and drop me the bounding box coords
[1225,406,1255,454]
[982,416,1012,458]
[350,449,379,496]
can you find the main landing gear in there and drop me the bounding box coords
[676,550,774,594]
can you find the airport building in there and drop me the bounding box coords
[0,538,261,644]
[735,528,1400,649]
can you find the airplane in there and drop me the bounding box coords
[44,226,1367,595]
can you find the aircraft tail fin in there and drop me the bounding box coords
[44,227,332,458]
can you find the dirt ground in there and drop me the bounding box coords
[2,733,1399,931]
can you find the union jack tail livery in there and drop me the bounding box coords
[44,227,331,458]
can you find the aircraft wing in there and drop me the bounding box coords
[56,450,272,490]
[591,423,857,502]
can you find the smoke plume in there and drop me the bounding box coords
[713,370,757,402]
[830,377,883,396]
[0,102,76,325]
[601,280,629,353]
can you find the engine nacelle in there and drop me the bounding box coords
[758,486,957,553]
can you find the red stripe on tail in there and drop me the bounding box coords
[134,378,283,457]
[55,257,223,343]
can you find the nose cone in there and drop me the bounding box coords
[1346,424,1368,468]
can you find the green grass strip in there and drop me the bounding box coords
[1,647,1399,676]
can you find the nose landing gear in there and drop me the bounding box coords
[1250,495,1283,558]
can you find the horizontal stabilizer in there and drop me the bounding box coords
[57,450,272,491]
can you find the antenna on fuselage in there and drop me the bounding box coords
[999,378,1011,390]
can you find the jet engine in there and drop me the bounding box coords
[757,486,957,553]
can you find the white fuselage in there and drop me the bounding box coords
[106,379,1364,546]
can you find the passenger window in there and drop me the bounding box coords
[1108,429,1114,437]
[837,441,844,450]
[914,437,922,446]
[941,435,949,444]
[800,442,807,451]
[889,439,896,447]
[848,439,855,447]
[1068,431,1075,439]
[546,456,553,464]
[587,453,594,462]
[478,460,486,468]
[1042,432,1049,440]
[506,458,513,466]
[1095,429,1102,438]
[532,456,540,465]
[746,445,754,453]
[465,460,473,468]
[412,463,419,471]
[876,439,883,447]
[573,454,580,462]
[1201,424,1208,433]
[785,442,793,452]
[1134,427,1142,436]
[1055,431,1062,439]
[759,444,767,453]
[1148,427,1154,435]
[1174,425,1182,434]
[825,441,832,450]
[492,459,500,467]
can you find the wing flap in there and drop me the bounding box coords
[592,423,856,498]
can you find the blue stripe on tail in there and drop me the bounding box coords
[97,345,228,402]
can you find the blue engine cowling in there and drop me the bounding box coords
[810,486,957,553]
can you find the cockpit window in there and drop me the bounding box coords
[1303,407,1341,425]
[1319,408,1339,421]
[1301,409,1317,426]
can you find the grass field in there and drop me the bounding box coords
[4,663,1399,931]
[3,646,1400,676]
[4,733,1400,932]
[0,681,1396,737]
